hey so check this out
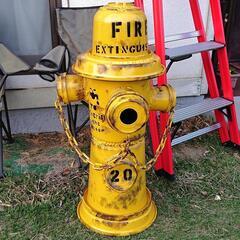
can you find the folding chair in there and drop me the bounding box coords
[33,45,80,136]
[30,7,99,167]
[0,43,70,178]
[0,43,31,178]
[34,7,99,139]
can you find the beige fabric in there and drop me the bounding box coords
[56,7,98,64]
[33,45,66,72]
[0,43,30,74]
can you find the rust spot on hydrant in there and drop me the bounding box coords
[98,64,107,74]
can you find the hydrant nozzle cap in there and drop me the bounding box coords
[73,2,165,81]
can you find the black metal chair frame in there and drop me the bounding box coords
[0,90,14,178]
[0,1,92,177]
[0,72,21,178]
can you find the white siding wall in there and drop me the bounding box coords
[6,0,213,110]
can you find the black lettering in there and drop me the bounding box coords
[112,22,122,38]
[110,170,119,182]
[129,45,136,53]
[145,20,147,35]
[136,44,142,52]
[145,43,148,51]
[122,46,128,53]
[127,22,131,37]
[96,45,100,53]
[108,45,114,54]
[124,169,133,181]
[101,46,107,54]
[135,21,142,37]
[100,115,105,121]
[116,46,119,54]
[90,89,98,100]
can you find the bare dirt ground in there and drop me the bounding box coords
[1,116,240,240]
[11,115,212,178]
[7,128,91,179]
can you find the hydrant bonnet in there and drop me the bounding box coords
[73,2,165,81]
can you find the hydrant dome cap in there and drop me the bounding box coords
[73,2,165,81]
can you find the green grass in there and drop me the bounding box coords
[0,133,239,240]
[4,136,53,176]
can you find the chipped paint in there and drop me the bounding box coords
[56,2,176,236]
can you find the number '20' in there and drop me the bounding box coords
[110,169,133,183]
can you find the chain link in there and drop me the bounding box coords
[140,110,174,170]
[55,97,174,171]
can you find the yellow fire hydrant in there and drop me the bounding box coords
[56,2,176,236]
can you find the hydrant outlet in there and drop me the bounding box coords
[57,74,85,104]
[106,91,149,134]
[149,84,176,112]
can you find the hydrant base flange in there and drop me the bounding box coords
[77,189,157,236]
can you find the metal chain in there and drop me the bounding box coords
[140,110,174,171]
[55,98,127,170]
[55,97,174,171]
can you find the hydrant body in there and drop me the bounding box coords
[57,2,176,236]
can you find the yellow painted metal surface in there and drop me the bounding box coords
[73,2,164,81]
[56,2,176,236]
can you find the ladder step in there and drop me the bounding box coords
[148,30,201,46]
[165,31,201,43]
[171,123,221,146]
[165,41,224,60]
[174,97,232,123]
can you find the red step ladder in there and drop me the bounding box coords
[135,0,240,180]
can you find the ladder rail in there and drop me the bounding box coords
[134,0,164,168]
[189,0,220,98]
[134,0,144,10]
[210,0,240,144]
[189,0,231,143]
[135,0,240,179]
[152,0,174,175]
